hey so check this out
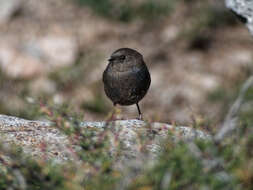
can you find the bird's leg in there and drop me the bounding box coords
[136,103,142,120]
[111,103,117,120]
[110,103,121,120]
[107,103,117,121]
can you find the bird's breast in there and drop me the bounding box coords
[103,63,150,105]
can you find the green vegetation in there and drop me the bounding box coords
[0,69,37,119]
[208,72,253,123]
[179,2,238,50]
[76,0,175,22]
[239,84,253,127]
[81,94,108,114]
[48,53,87,92]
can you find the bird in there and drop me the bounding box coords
[103,48,151,120]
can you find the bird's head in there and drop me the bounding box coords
[108,48,144,70]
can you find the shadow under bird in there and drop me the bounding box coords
[103,48,151,120]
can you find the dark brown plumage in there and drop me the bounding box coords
[103,48,151,120]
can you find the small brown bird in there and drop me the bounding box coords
[103,48,151,120]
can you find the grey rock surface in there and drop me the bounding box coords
[0,114,211,163]
[0,114,73,163]
[0,0,22,24]
[226,0,253,35]
[0,35,78,79]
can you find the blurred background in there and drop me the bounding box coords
[0,0,252,127]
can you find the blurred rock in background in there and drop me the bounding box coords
[0,0,22,24]
[0,0,252,126]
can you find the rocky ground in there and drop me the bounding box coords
[0,0,252,126]
[0,114,210,163]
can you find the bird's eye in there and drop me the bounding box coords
[119,55,126,60]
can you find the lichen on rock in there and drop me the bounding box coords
[0,114,210,163]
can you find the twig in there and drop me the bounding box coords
[214,75,253,142]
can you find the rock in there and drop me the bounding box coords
[22,35,78,69]
[0,45,45,79]
[0,0,22,24]
[0,114,74,163]
[226,0,253,36]
[29,77,56,95]
[81,120,211,161]
[0,114,211,163]
[0,35,78,79]
[36,35,78,68]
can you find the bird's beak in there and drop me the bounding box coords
[108,57,114,62]
[108,56,116,62]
